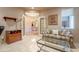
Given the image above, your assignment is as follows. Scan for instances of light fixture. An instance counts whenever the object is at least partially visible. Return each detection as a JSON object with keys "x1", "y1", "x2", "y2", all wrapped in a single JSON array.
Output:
[
  {"x1": 25, "y1": 11, "x2": 39, "y2": 17},
  {"x1": 25, "y1": 7, "x2": 39, "y2": 17}
]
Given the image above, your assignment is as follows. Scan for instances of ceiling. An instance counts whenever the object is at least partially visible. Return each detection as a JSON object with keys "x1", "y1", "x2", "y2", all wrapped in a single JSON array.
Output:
[{"x1": 22, "y1": 7, "x2": 58, "y2": 13}]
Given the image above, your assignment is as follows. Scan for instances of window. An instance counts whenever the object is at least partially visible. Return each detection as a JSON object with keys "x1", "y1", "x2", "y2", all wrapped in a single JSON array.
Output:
[
  {"x1": 61, "y1": 8, "x2": 74, "y2": 29},
  {"x1": 69, "y1": 16, "x2": 74, "y2": 29},
  {"x1": 62, "y1": 16, "x2": 74, "y2": 29}
]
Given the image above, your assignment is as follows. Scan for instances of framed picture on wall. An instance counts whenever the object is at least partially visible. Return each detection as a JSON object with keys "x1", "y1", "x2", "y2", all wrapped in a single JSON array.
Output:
[{"x1": 48, "y1": 15, "x2": 58, "y2": 25}]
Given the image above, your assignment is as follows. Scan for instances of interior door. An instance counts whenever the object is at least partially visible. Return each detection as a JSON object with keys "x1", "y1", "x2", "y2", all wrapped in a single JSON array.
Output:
[{"x1": 40, "y1": 16, "x2": 46, "y2": 34}]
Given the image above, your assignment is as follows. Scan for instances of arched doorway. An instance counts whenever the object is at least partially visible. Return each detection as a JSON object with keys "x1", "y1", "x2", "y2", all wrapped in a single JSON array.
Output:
[{"x1": 22, "y1": 15, "x2": 39, "y2": 35}]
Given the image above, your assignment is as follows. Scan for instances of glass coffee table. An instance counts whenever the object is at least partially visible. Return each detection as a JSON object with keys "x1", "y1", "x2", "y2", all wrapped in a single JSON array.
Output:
[{"x1": 37, "y1": 34, "x2": 74, "y2": 52}]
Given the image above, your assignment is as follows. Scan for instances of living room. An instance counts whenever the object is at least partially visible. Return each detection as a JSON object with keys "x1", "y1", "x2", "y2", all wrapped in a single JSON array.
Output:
[{"x1": 0, "y1": 7, "x2": 79, "y2": 52}]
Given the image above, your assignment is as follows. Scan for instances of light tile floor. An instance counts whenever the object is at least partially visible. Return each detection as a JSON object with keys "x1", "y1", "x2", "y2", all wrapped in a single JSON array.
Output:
[
  {"x1": 0, "y1": 35, "x2": 79, "y2": 52},
  {"x1": 0, "y1": 35, "x2": 41, "y2": 52}
]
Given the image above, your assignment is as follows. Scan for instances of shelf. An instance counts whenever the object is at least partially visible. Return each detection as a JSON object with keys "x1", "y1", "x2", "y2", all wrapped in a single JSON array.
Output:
[{"x1": 3, "y1": 16, "x2": 17, "y2": 22}]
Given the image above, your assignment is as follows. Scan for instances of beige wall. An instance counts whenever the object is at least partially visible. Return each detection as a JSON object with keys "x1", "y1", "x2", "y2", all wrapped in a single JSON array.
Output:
[
  {"x1": 41, "y1": 8, "x2": 62, "y2": 31},
  {"x1": 44, "y1": 8, "x2": 74, "y2": 31},
  {"x1": 0, "y1": 7, "x2": 24, "y2": 30},
  {"x1": 0, "y1": 7, "x2": 24, "y2": 39},
  {"x1": 73, "y1": 8, "x2": 79, "y2": 42}
]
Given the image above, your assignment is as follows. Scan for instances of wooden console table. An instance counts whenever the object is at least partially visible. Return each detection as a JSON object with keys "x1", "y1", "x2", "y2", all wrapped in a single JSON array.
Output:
[{"x1": 6, "y1": 30, "x2": 22, "y2": 44}]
